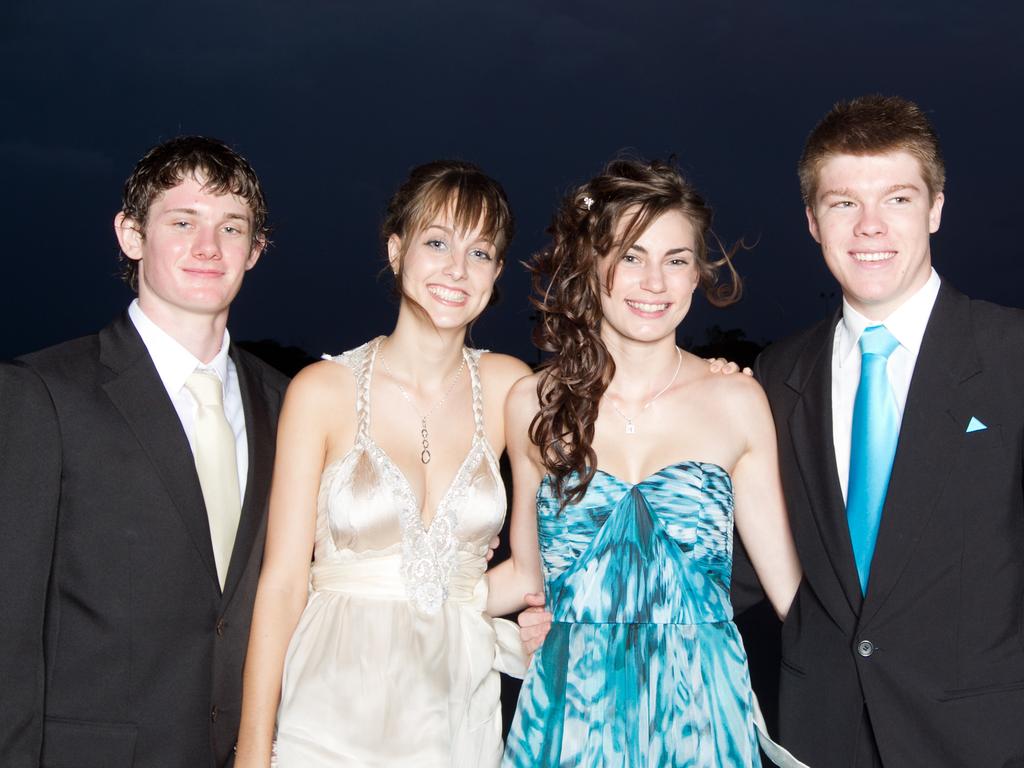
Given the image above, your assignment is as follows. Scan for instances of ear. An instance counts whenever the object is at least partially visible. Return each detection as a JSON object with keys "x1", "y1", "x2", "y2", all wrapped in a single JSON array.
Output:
[
  {"x1": 805, "y1": 205, "x2": 822, "y2": 244},
  {"x1": 114, "y1": 212, "x2": 144, "y2": 261},
  {"x1": 928, "y1": 192, "x2": 944, "y2": 234},
  {"x1": 245, "y1": 236, "x2": 265, "y2": 271},
  {"x1": 387, "y1": 234, "x2": 402, "y2": 275}
]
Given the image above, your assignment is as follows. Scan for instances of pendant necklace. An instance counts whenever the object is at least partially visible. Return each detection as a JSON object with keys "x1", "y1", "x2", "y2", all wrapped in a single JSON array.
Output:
[
  {"x1": 607, "y1": 347, "x2": 682, "y2": 435},
  {"x1": 378, "y1": 340, "x2": 466, "y2": 464}
]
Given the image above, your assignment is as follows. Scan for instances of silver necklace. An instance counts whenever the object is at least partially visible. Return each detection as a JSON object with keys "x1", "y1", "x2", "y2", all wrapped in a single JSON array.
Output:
[
  {"x1": 607, "y1": 347, "x2": 682, "y2": 435},
  {"x1": 378, "y1": 340, "x2": 467, "y2": 464}
]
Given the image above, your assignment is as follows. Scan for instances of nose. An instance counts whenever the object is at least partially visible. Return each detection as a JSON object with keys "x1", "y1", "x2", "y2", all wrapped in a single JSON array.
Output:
[
  {"x1": 640, "y1": 261, "x2": 666, "y2": 293},
  {"x1": 855, "y1": 203, "x2": 887, "y2": 237},
  {"x1": 444, "y1": 248, "x2": 467, "y2": 280},
  {"x1": 192, "y1": 225, "x2": 220, "y2": 260}
]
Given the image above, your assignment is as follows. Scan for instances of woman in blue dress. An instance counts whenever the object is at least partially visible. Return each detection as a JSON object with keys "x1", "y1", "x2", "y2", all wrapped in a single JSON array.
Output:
[{"x1": 491, "y1": 158, "x2": 804, "y2": 767}]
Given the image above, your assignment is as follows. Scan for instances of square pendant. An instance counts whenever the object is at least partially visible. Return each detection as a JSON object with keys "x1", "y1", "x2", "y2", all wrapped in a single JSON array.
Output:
[{"x1": 625, "y1": 421, "x2": 636, "y2": 435}]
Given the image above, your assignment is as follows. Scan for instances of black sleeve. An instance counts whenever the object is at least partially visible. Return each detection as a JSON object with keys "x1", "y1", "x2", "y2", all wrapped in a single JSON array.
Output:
[{"x1": 0, "y1": 362, "x2": 61, "y2": 765}]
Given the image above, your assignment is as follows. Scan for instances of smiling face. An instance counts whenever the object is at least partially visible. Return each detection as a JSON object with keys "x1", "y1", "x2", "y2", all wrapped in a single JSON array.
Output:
[
  {"x1": 388, "y1": 209, "x2": 502, "y2": 330},
  {"x1": 115, "y1": 175, "x2": 263, "y2": 327},
  {"x1": 807, "y1": 151, "x2": 944, "y2": 320},
  {"x1": 598, "y1": 208, "x2": 700, "y2": 346}
]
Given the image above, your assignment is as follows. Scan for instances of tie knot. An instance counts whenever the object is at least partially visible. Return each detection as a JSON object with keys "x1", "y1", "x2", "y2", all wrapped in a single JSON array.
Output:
[
  {"x1": 186, "y1": 370, "x2": 225, "y2": 408},
  {"x1": 859, "y1": 325, "x2": 899, "y2": 359}
]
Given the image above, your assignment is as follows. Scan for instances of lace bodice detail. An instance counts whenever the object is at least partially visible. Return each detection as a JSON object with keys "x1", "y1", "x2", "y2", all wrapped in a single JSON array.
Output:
[{"x1": 317, "y1": 337, "x2": 505, "y2": 613}]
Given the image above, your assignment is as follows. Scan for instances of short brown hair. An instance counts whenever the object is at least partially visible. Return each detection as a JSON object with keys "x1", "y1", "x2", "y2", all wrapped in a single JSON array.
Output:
[
  {"x1": 119, "y1": 136, "x2": 269, "y2": 289},
  {"x1": 799, "y1": 95, "x2": 945, "y2": 205}
]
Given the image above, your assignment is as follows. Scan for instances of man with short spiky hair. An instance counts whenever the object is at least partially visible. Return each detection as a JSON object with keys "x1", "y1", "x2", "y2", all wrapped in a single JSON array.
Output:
[
  {"x1": 0, "y1": 137, "x2": 288, "y2": 767},
  {"x1": 745, "y1": 95, "x2": 1024, "y2": 766}
]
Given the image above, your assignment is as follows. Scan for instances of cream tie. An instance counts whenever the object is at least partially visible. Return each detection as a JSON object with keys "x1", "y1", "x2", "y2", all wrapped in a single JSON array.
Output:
[{"x1": 185, "y1": 370, "x2": 241, "y2": 589}]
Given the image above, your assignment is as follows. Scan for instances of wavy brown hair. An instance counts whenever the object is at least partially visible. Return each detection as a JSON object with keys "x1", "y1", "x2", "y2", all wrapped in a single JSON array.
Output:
[
  {"x1": 382, "y1": 160, "x2": 514, "y2": 310},
  {"x1": 528, "y1": 157, "x2": 742, "y2": 508}
]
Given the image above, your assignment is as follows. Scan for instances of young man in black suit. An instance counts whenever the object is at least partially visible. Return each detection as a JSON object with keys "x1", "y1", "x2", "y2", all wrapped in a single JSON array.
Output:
[
  {"x1": 0, "y1": 137, "x2": 289, "y2": 767},
  {"x1": 747, "y1": 95, "x2": 1024, "y2": 767}
]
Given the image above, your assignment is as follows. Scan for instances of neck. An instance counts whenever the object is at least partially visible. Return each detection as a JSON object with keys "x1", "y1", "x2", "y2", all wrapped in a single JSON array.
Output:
[
  {"x1": 137, "y1": 298, "x2": 228, "y2": 364},
  {"x1": 385, "y1": 307, "x2": 468, "y2": 387},
  {"x1": 602, "y1": 333, "x2": 679, "y2": 402}
]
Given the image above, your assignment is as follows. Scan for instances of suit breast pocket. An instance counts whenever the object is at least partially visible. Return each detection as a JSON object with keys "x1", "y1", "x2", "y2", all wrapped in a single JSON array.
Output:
[
  {"x1": 955, "y1": 419, "x2": 1004, "y2": 465},
  {"x1": 41, "y1": 718, "x2": 137, "y2": 768}
]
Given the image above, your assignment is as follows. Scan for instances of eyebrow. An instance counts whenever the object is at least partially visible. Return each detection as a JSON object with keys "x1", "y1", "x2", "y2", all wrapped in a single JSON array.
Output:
[
  {"x1": 163, "y1": 207, "x2": 250, "y2": 222},
  {"x1": 629, "y1": 243, "x2": 694, "y2": 255},
  {"x1": 883, "y1": 183, "x2": 921, "y2": 195},
  {"x1": 820, "y1": 182, "x2": 922, "y2": 199},
  {"x1": 423, "y1": 224, "x2": 495, "y2": 248},
  {"x1": 423, "y1": 224, "x2": 455, "y2": 235}
]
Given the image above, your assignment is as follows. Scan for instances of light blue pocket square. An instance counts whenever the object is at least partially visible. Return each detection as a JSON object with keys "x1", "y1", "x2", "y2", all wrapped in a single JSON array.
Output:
[{"x1": 966, "y1": 417, "x2": 987, "y2": 433}]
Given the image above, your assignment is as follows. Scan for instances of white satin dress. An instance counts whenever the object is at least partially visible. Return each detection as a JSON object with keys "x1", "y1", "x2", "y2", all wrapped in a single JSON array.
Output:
[{"x1": 273, "y1": 338, "x2": 526, "y2": 767}]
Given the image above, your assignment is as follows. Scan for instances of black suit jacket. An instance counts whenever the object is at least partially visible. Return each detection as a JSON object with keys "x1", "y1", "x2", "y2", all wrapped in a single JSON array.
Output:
[
  {"x1": 745, "y1": 283, "x2": 1024, "y2": 766},
  {"x1": 0, "y1": 314, "x2": 288, "y2": 768}
]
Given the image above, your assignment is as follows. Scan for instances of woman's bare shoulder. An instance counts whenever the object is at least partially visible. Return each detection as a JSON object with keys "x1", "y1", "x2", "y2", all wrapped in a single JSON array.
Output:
[
  {"x1": 478, "y1": 352, "x2": 532, "y2": 386},
  {"x1": 283, "y1": 358, "x2": 357, "y2": 412}
]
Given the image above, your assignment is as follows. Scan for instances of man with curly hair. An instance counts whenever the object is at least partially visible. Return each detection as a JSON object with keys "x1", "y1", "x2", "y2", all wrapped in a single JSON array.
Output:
[{"x1": 0, "y1": 137, "x2": 289, "y2": 767}]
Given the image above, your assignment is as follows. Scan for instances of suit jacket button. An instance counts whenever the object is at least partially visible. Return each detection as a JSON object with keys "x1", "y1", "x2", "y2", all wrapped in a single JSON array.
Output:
[
  {"x1": 216, "y1": 618, "x2": 226, "y2": 637},
  {"x1": 857, "y1": 640, "x2": 875, "y2": 657},
  {"x1": 210, "y1": 706, "x2": 219, "y2": 722}
]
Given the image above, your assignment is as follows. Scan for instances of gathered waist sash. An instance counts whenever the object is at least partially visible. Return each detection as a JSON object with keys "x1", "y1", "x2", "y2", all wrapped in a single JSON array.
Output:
[
  {"x1": 310, "y1": 550, "x2": 487, "y2": 604},
  {"x1": 308, "y1": 551, "x2": 527, "y2": 678}
]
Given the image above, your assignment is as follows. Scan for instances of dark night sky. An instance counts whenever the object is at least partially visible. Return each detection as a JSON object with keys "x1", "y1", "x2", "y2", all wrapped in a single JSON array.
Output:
[{"x1": 2, "y1": 0, "x2": 1021, "y2": 365}]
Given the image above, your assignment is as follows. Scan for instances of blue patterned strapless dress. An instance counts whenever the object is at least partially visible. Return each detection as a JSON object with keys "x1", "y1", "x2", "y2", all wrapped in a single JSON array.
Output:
[{"x1": 503, "y1": 461, "x2": 762, "y2": 767}]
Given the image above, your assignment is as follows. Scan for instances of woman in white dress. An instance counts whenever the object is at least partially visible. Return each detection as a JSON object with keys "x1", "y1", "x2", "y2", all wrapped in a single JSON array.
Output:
[{"x1": 234, "y1": 161, "x2": 533, "y2": 767}]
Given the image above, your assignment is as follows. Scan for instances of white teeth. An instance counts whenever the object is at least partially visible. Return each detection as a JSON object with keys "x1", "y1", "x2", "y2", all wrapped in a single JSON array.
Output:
[
  {"x1": 626, "y1": 300, "x2": 669, "y2": 312},
  {"x1": 429, "y1": 286, "x2": 467, "y2": 302},
  {"x1": 852, "y1": 251, "x2": 896, "y2": 262}
]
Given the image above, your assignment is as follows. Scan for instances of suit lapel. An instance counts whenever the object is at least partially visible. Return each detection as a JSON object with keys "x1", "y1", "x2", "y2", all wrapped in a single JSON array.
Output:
[
  {"x1": 99, "y1": 315, "x2": 221, "y2": 593},
  {"x1": 220, "y1": 350, "x2": 276, "y2": 606},
  {"x1": 785, "y1": 314, "x2": 865, "y2": 623},
  {"x1": 859, "y1": 285, "x2": 979, "y2": 626}
]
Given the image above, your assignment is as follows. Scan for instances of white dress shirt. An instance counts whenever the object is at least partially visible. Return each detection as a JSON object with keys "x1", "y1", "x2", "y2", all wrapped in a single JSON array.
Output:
[
  {"x1": 832, "y1": 269, "x2": 941, "y2": 502},
  {"x1": 128, "y1": 300, "x2": 248, "y2": 501}
]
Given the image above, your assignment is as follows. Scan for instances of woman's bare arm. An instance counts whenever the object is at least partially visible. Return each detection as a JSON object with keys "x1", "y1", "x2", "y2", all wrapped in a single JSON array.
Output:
[
  {"x1": 486, "y1": 375, "x2": 546, "y2": 617},
  {"x1": 234, "y1": 363, "x2": 349, "y2": 766},
  {"x1": 728, "y1": 378, "x2": 802, "y2": 621}
]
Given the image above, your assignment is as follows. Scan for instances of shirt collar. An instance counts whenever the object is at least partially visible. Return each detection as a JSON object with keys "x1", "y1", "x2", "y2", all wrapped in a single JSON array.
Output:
[
  {"x1": 127, "y1": 299, "x2": 232, "y2": 395},
  {"x1": 837, "y1": 268, "x2": 941, "y2": 367}
]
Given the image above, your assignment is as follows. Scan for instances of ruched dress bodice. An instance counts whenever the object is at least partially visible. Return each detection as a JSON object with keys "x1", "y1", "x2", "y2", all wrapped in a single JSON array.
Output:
[
  {"x1": 274, "y1": 338, "x2": 524, "y2": 768},
  {"x1": 503, "y1": 461, "x2": 762, "y2": 767}
]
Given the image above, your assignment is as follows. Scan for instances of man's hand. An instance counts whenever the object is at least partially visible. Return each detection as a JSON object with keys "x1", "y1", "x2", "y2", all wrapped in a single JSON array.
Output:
[
  {"x1": 705, "y1": 357, "x2": 753, "y2": 376},
  {"x1": 517, "y1": 593, "x2": 553, "y2": 654}
]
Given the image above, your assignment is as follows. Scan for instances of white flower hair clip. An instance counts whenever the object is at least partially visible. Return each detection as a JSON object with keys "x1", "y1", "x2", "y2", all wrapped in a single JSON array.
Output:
[{"x1": 583, "y1": 196, "x2": 594, "y2": 210}]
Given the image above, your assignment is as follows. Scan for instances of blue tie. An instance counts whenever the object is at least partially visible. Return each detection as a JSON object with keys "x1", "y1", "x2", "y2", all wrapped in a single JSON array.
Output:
[{"x1": 847, "y1": 324, "x2": 900, "y2": 594}]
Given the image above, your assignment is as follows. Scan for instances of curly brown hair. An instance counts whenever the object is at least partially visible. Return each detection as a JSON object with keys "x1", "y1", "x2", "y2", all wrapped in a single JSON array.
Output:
[{"x1": 528, "y1": 157, "x2": 741, "y2": 508}]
